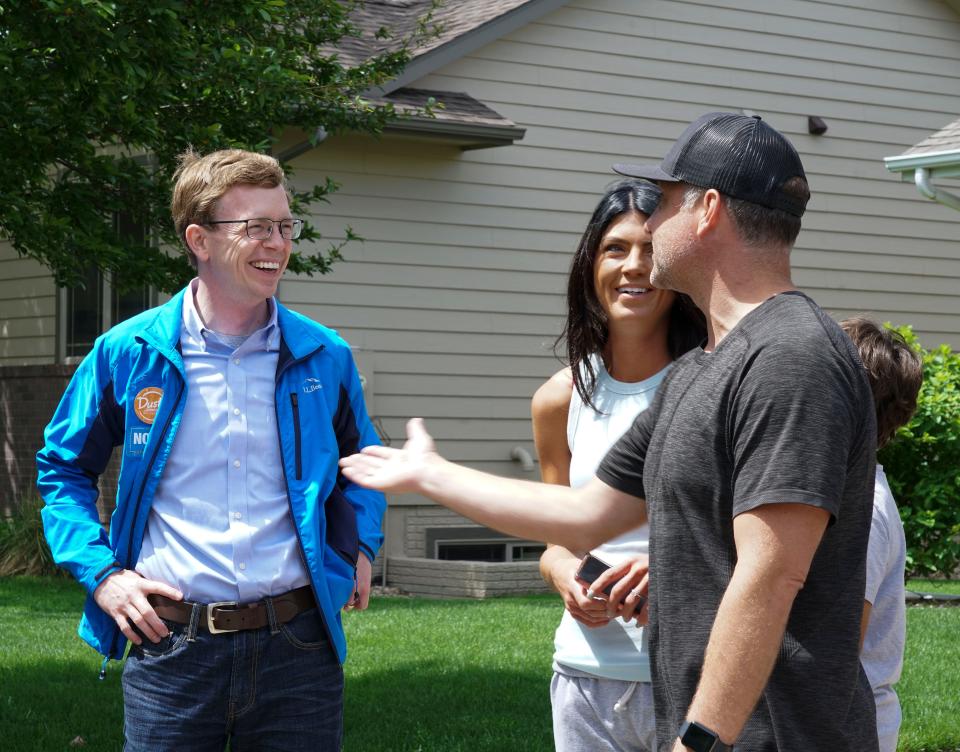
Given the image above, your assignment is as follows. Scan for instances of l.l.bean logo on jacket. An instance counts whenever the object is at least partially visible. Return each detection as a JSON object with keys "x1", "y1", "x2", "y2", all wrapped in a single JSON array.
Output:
[
  {"x1": 302, "y1": 377, "x2": 323, "y2": 394},
  {"x1": 134, "y1": 386, "x2": 163, "y2": 425}
]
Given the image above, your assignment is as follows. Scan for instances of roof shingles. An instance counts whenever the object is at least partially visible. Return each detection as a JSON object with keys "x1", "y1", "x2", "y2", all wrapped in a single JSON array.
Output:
[
  {"x1": 338, "y1": 0, "x2": 533, "y2": 67},
  {"x1": 332, "y1": 2, "x2": 534, "y2": 144},
  {"x1": 904, "y1": 116, "x2": 960, "y2": 156}
]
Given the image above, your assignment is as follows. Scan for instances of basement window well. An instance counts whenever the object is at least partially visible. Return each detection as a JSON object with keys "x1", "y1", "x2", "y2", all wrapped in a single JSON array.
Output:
[{"x1": 427, "y1": 527, "x2": 545, "y2": 562}]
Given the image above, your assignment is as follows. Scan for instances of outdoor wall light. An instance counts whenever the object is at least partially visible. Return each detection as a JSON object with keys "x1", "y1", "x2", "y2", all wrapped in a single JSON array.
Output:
[{"x1": 808, "y1": 116, "x2": 828, "y2": 135}]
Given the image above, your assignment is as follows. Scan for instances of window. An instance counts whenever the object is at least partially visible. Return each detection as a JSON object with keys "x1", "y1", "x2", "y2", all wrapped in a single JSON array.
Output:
[
  {"x1": 62, "y1": 265, "x2": 104, "y2": 360},
  {"x1": 58, "y1": 206, "x2": 155, "y2": 361},
  {"x1": 510, "y1": 544, "x2": 547, "y2": 562},
  {"x1": 60, "y1": 269, "x2": 154, "y2": 360},
  {"x1": 429, "y1": 527, "x2": 546, "y2": 563},
  {"x1": 437, "y1": 542, "x2": 506, "y2": 562}
]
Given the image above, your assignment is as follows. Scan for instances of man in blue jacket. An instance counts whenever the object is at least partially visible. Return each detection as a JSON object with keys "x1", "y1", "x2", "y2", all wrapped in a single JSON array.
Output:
[{"x1": 37, "y1": 148, "x2": 386, "y2": 751}]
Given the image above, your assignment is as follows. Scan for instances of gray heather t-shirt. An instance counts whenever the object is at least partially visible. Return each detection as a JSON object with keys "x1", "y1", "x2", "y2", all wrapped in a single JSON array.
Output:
[{"x1": 597, "y1": 292, "x2": 878, "y2": 751}]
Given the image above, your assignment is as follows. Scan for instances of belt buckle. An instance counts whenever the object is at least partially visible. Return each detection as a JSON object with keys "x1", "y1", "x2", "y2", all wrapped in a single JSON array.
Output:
[{"x1": 206, "y1": 601, "x2": 239, "y2": 634}]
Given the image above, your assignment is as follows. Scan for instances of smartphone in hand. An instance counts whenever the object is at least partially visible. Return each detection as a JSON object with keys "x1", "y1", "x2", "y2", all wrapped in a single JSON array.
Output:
[{"x1": 575, "y1": 553, "x2": 621, "y2": 598}]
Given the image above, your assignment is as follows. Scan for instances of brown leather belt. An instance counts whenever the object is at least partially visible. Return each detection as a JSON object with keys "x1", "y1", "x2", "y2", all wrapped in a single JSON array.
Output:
[{"x1": 148, "y1": 585, "x2": 316, "y2": 634}]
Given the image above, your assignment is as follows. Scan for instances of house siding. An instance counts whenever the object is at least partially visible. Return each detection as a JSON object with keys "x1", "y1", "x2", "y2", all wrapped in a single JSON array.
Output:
[
  {"x1": 0, "y1": 241, "x2": 57, "y2": 365},
  {"x1": 435, "y1": 0, "x2": 960, "y2": 334},
  {"x1": 2, "y1": 0, "x2": 959, "y2": 578},
  {"x1": 278, "y1": 0, "x2": 960, "y2": 562}
]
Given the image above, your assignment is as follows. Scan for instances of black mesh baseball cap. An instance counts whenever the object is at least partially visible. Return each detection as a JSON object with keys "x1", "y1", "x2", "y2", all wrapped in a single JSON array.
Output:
[{"x1": 613, "y1": 112, "x2": 809, "y2": 217}]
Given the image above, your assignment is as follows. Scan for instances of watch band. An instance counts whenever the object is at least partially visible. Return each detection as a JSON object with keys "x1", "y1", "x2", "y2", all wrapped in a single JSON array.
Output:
[{"x1": 678, "y1": 719, "x2": 733, "y2": 752}]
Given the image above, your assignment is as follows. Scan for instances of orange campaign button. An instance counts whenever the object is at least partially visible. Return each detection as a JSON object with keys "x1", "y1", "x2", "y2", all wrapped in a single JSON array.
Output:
[{"x1": 133, "y1": 387, "x2": 163, "y2": 425}]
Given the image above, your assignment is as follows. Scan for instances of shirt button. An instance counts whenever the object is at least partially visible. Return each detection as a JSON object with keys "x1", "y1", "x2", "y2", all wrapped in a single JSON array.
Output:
[
  {"x1": 233, "y1": 408, "x2": 241, "y2": 416},
  {"x1": 233, "y1": 358, "x2": 241, "y2": 365},
  {"x1": 238, "y1": 562, "x2": 246, "y2": 571},
  {"x1": 233, "y1": 512, "x2": 242, "y2": 520},
  {"x1": 233, "y1": 459, "x2": 241, "y2": 468}
]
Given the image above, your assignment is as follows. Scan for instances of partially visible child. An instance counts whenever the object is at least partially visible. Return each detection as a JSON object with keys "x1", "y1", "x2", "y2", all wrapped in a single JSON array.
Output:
[{"x1": 841, "y1": 317, "x2": 923, "y2": 752}]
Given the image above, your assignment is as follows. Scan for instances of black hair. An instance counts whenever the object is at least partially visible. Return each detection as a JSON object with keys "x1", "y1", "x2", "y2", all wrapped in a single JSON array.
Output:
[{"x1": 557, "y1": 179, "x2": 707, "y2": 411}]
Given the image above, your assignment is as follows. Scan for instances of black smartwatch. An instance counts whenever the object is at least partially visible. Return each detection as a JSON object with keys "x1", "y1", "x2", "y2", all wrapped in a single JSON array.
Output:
[{"x1": 678, "y1": 720, "x2": 732, "y2": 752}]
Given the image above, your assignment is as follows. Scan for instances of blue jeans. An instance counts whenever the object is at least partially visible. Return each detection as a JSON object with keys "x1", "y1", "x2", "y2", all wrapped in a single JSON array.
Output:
[{"x1": 121, "y1": 606, "x2": 343, "y2": 752}]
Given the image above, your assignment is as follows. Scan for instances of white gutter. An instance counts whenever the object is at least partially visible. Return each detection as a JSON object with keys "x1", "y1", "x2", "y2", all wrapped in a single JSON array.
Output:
[
  {"x1": 914, "y1": 167, "x2": 960, "y2": 212},
  {"x1": 884, "y1": 148, "x2": 960, "y2": 175},
  {"x1": 884, "y1": 149, "x2": 960, "y2": 212}
]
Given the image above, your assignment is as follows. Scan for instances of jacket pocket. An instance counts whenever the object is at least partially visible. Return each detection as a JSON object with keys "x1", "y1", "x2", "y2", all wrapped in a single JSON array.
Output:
[
  {"x1": 325, "y1": 485, "x2": 359, "y2": 567},
  {"x1": 324, "y1": 546, "x2": 356, "y2": 612},
  {"x1": 290, "y1": 393, "x2": 302, "y2": 480}
]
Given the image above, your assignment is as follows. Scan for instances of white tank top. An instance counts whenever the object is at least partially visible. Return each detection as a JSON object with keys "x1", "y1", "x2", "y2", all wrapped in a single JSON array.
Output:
[{"x1": 552, "y1": 356, "x2": 669, "y2": 682}]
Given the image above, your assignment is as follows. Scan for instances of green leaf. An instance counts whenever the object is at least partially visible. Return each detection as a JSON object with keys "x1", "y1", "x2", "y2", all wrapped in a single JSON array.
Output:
[
  {"x1": 0, "y1": 0, "x2": 434, "y2": 294},
  {"x1": 881, "y1": 324, "x2": 960, "y2": 576}
]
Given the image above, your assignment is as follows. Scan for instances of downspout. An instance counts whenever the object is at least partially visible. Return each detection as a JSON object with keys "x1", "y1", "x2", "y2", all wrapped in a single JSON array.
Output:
[
  {"x1": 379, "y1": 525, "x2": 387, "y2": 588},
  {"x1": 510, "y1": 446, "x2": 535, "y2": 472},
  {"x1": 906, "y1": 590, "x2": 960, "y2": 606},
  {"x1": 275, "y1": 126, "x2": 328, "y2": 163},
  {"x1": 915, "y1": 167, "x2": 960, "y2": 211}
]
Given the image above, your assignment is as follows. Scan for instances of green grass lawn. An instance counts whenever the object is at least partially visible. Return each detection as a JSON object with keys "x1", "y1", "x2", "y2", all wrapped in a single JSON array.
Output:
[
  {"x1": 908, "y1": 579, "x2": 960, "y2": 595},
  {"x1": 1, "y1": 577, "x2": 958, "y2": 751}
]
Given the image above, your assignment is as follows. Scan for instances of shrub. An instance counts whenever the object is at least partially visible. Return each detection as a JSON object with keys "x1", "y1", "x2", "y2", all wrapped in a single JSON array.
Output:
[
  {"x1": 879, "y1": 326, "x2": 960, "y2": 576},
  {"x1": 0, "y1": 494, "x2": 67, "y2": 577}
]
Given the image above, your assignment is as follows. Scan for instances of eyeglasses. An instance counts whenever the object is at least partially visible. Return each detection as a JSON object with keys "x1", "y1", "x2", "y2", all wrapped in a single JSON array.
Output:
[{"x1": 205, "y1": 218, "x2": 303, "y2": 240}]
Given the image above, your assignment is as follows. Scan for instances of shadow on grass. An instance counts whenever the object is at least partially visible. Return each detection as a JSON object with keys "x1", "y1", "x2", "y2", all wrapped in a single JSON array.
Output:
[
  {"x1": 1, "y1": 658, "x2": 554, "y2": 752},
  {"x1": 0, "y1": 658, "x2": 124, "y2": 752},
  {"x1": 344, "y1": 661, "x2": 553, "y2": 752},
  {"x1": 0, "y1": 576, "x2": 85, "y2": 616}
]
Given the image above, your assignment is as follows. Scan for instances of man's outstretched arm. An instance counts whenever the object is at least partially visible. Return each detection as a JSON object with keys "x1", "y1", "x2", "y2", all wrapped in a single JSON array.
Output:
[{"x1": 339, "y1": 418, "x2": 645, "y2": 552}]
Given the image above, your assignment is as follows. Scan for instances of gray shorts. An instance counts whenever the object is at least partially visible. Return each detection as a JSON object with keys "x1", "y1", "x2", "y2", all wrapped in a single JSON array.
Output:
[{"x1": 550, "y1": 670, "x2": 656, "y2": 752}]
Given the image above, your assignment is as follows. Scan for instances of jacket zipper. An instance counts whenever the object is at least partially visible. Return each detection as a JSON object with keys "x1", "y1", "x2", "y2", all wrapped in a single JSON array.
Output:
[
  {"x1": 106, "y1": 376, "x2": 185, "y2": 665},
  {"x1": 125, "y1": 378, "x2": 185, "y2": 564},
  {"x1": 290, "y1": 392, "x2": 302, "y2": 480},
  {"x1": 274, "y1": 345, "x2": 339, "y2": 655}
]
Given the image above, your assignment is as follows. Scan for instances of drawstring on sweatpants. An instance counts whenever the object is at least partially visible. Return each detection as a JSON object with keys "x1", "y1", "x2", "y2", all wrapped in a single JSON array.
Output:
[{"x1": 613, "y1": 681, "x2": 639, "y2": 713}]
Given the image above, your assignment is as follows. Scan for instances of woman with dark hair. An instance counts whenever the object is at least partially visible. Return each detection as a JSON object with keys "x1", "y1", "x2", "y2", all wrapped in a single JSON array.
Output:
[{"x1": 534, "y1": 180, "x2": 705, "y2": 751}]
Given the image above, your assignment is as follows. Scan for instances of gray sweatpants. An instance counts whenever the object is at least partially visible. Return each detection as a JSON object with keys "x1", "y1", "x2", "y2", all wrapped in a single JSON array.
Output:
[{"x1": 550, "y1": 671, "x2": 656, "y2": 752}]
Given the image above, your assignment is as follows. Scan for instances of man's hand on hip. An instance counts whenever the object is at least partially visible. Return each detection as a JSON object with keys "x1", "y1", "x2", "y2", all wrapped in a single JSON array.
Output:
[
  {"x1": 344, "y1": 552, "x2": 373, "y2": 612},
  {"x1": 93, "y1": 569, "x2": 183, "y2": 645}
]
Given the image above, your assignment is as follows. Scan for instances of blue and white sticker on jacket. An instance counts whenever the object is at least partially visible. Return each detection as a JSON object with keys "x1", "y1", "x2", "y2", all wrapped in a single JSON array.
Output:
[{"x1": 126, "y1": 427, "x2": 151, "y2": 457}]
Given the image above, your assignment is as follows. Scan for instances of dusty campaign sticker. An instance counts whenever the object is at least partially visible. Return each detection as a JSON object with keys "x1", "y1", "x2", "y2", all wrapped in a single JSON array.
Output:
[{"x1": 134, "y1": 387, "x2": 163, "y2": 425}]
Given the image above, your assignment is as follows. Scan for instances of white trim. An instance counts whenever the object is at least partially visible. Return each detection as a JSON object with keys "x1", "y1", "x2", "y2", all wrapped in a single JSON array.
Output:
[
  {"x1": 56, "y1": 282, "x2": 66, "y2": 364},
  {"x1": 100, "y1": 272, "x2": 111, "y2": 334},
  {"x1": 369, "y1": 0, "x2": 570, "y2": 96}
]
